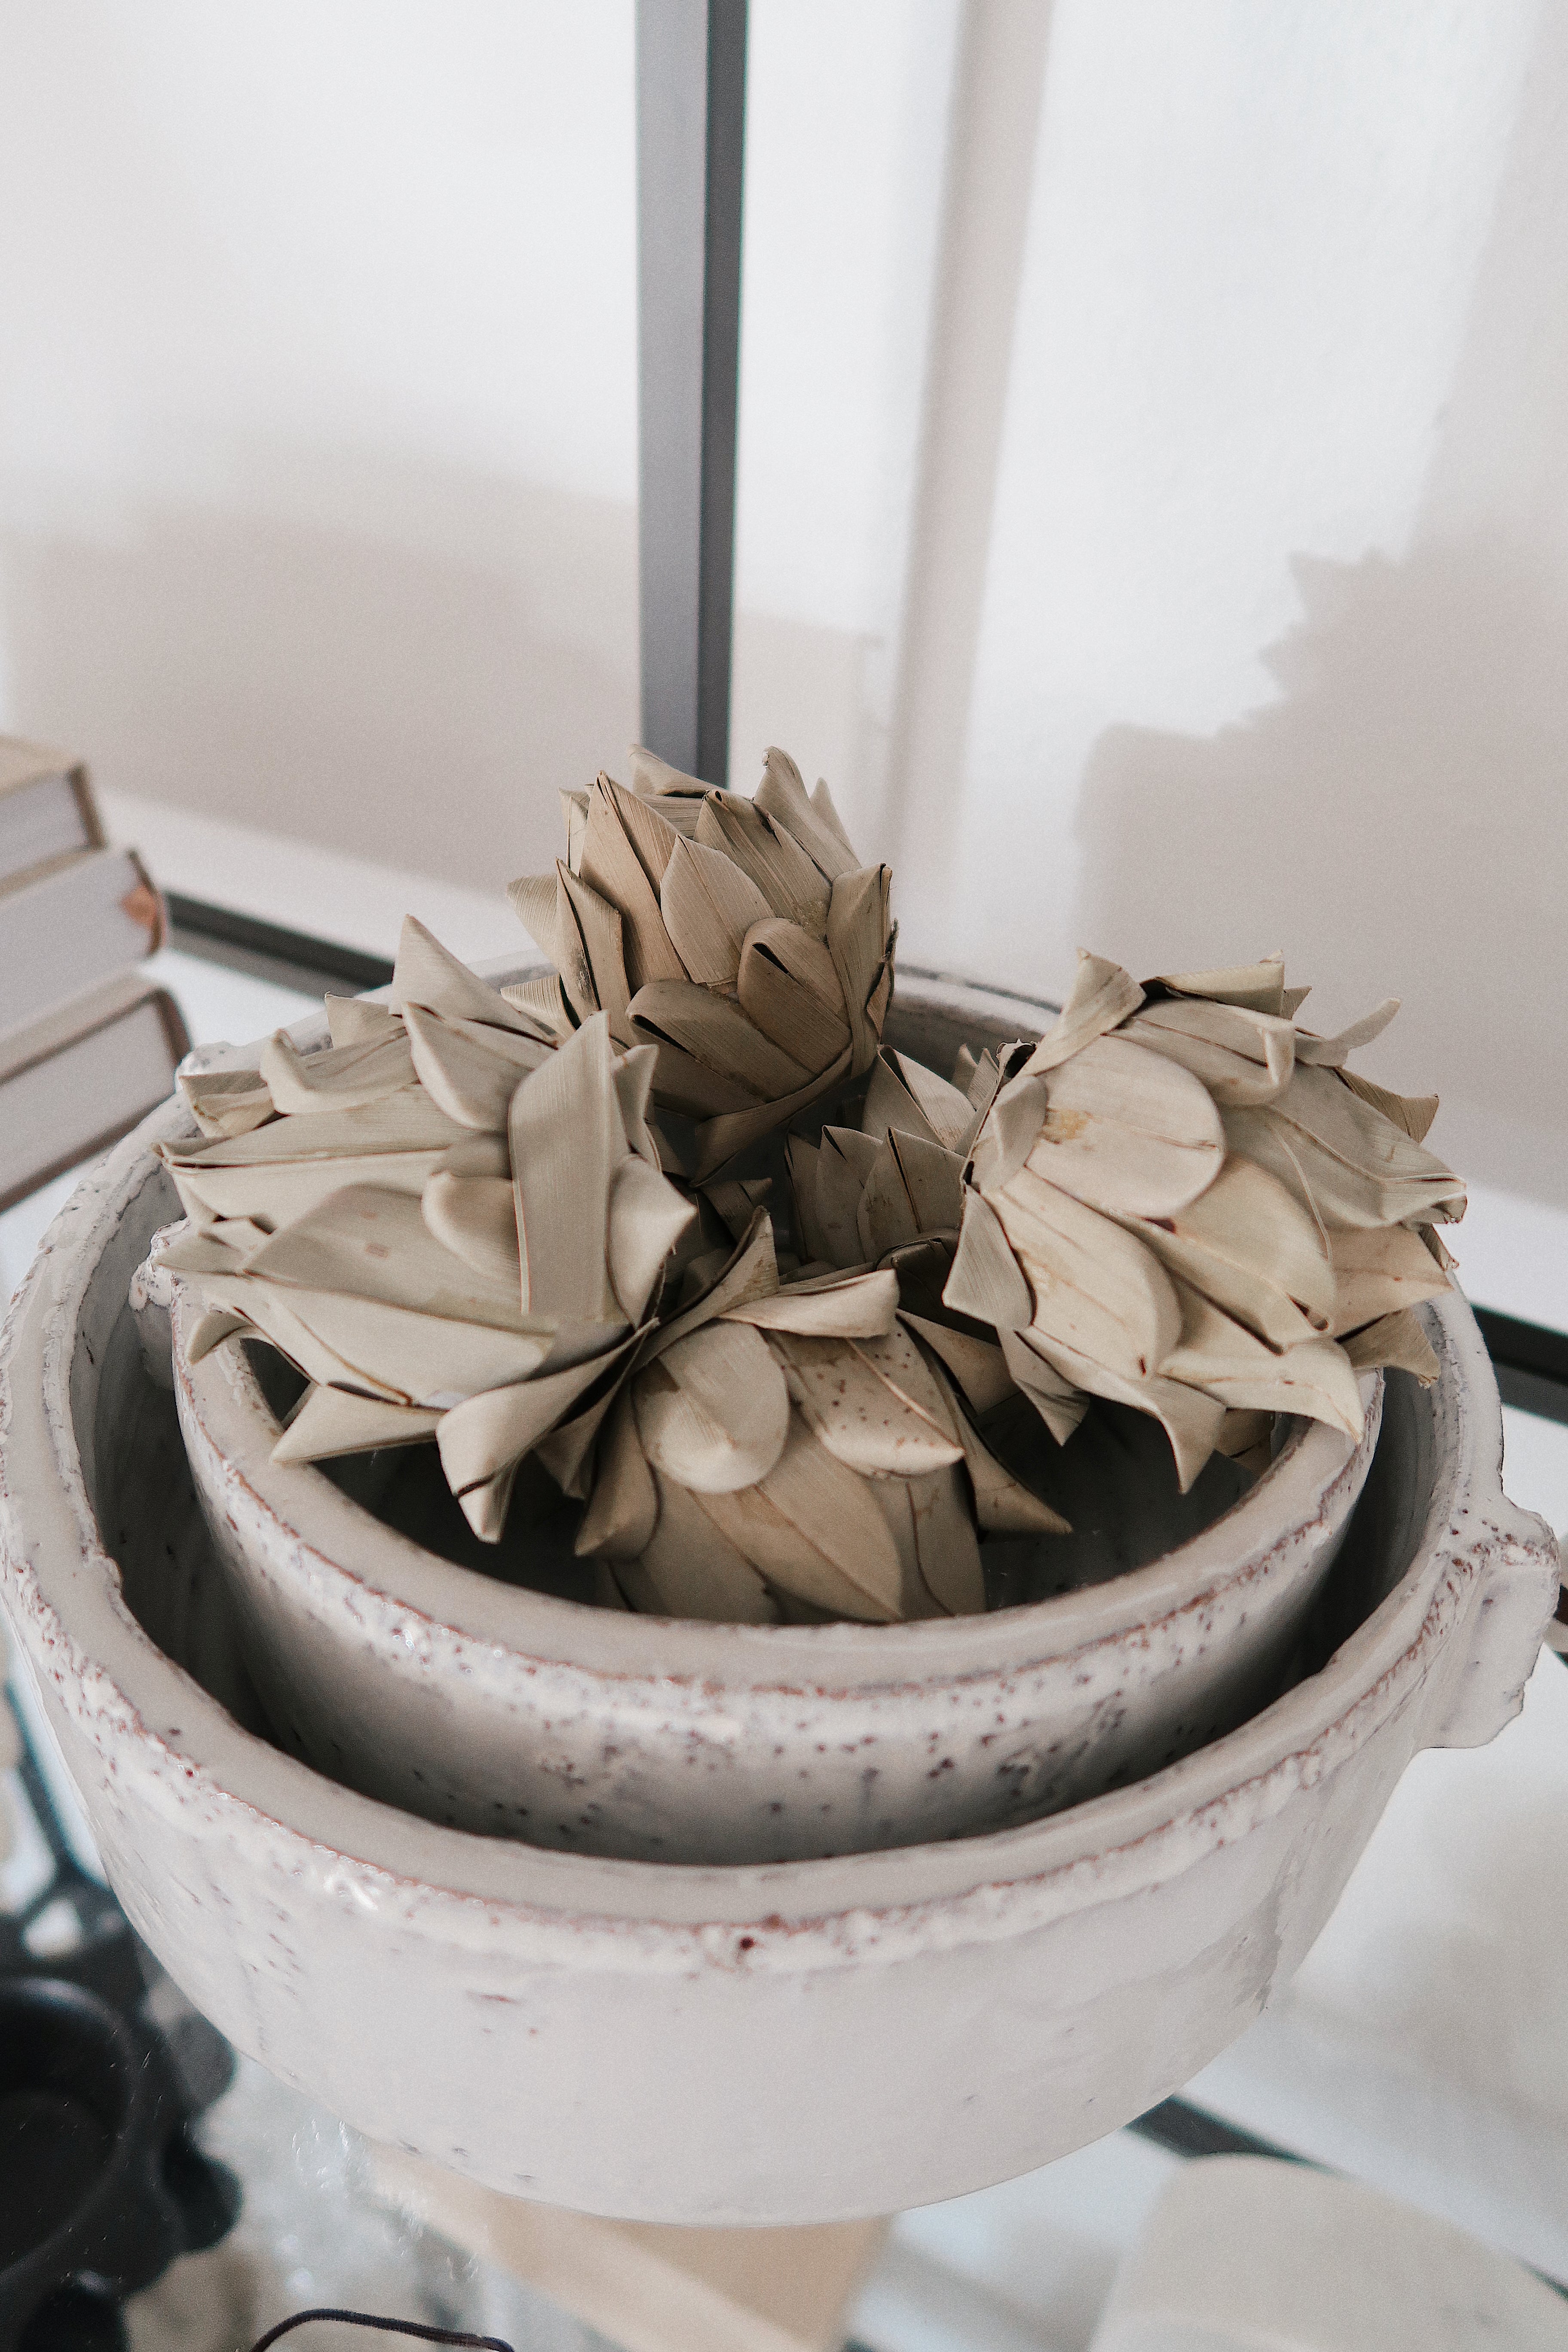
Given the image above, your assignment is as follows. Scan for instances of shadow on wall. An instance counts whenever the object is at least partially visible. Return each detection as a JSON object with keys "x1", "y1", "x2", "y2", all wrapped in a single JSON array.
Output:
[
  {"x1": 1076, "y1": 0, "x2": 1568, "y2": 1210},
  {"x1": 1072, "y1": 540, "x2": 1568, "y2": 1208},
  {"x1": 0, "y1": 449, "x2": 639, "y2": 895}
]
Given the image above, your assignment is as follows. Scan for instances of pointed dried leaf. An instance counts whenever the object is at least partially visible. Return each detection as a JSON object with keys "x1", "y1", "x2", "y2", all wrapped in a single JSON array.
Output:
[
  {"x1": 245, "y1": 1184, "x2": 539, "y2": 1332},
  {"x1": 271, "y1": 1387, "x2": 441, "y2": 1464},
  {"x1": 890, "y1": 1051, "x2": 979, "y2": 1152},
  {"x1": 1224, "y1": 1066, "x2": 1465, "y2": 1232},
  {"x1": 612, "y1": 1041, "x2": 663, "y2": 1167},
  {"x1": 619, "y1": 1478, "x2": 782, "y2": 1622},
  {"x1": 683, "y1": 1474, "x2": 869, "y2": 1620},
  {"x1": 168, "y1": 1089, "x2": 469, "y2": 1168},
  {"x1": 725, "y1": 1265, "x2": 899, "y2": 1338},
  {"x1": 1124, "y1": 997, "x2": 1295, "y2": 1107},
  {"x1": 1021, "y1": 951, "x2": 1144, "y2": 1075},
  {"x1": 393, "y1": 913, "x2": 555, "y2": 1039},
  {"x1": 989, "y1": 1165, "x2": 1185, "y2": 1380},
  {"x1": 629, "y1": 979, "x2": 812, "y2": 1098},
  {"x1": 627, "y1": 744, "x2": 709, "y2": 800},
  {"x1": 1342, "y1": 1308, "x2": 1439, "y2": 1384},
  {"x1": 560, "y1": 788, "x2": 589, "y2": 875},
  {"x1": 510, "y1": 1012, "x2": 624, "y2": 1323},
  {"x1": 1162, "y1": 1281, "x2": 1365, "y2": 1439},
  {"x1": 439, "y1": 1347, "x2": 632, "y2": 1498},
  {"x1": 578, "y1": 779, "x2": 688, "y2": 991},
  {"x1": 753, "y1": 746, "x2": 859, "y2": 881},
  {"x1": 659, "y1": 836, "x2": 774, "y2": 987},
  {"x1": 640, "y1": 1038, "x2": 761, "y2": 1118},
  {"x1": 900, "y1": 1313, "x2": 1017, "y2": 1414},
  {"x1": 697, "y1": 795, "x2": 831, "y2": 934},
  {"x1": 1340, "y1": 1067, "x2": 1439, "y2": 1142},
  {"x1": 607, "y1": 1152, "x2": 696, "y2": 1323},
  {"x1": 501, "y1": 972, "x2": 573, "y2": 1038},
  {"x1": 508, "y1": 874, "x2": 563, "y2": 967},
  {"x1": 1128, "y1": 1153, "x2": 1334, "y2": 1345},
  {"x1": 325, "y1": 995, "x2": 404, "y2": 1050},
  {"x1": 259, "y1": 1029, "x2": 418, "y2": 1115},
  {"x1": 861, "y1": 1474, "x2": 939, "y2": 1621},
  {"x1": 785, "y1": 1135, "x2": 831, "y2": 1265},
  {"x1": 889, "y1": 1128, "x2": 964, "y2": 1233},
  {"x1": 1294, "y1": 998, "x2": 1400, "y2": 1066},
  {"x1": 857, "y1": 1136, "x2": 922, "y2": 1262},
  {"x1": 702, "y1": 1176, "x2": 774, "y2": 1244},
  {"x1": 751, "y1": 1409, "x2": 903, "y2": 1617},
  {"x1": 997, "y1": 1326, "x2": 1090, "y2": 1445},
  {"x1": 944, "y1": 1189, "x2": 1035, "y2": 1332},
  {"x1": 810, "y1": 1125, "x2": 880, "y2": 1266},
  {"x1": 607, "y1": 772, "x2": 685, "y2": 884},
  {"x1": 422, "y1": 1171, "x2": 519, "y2": 1286},
  {"x1": 1327, "y1": 1221, "x2": 1450, "y2": 1336},
  {"x1": 574, "y1": 1392, "x2": 660, "y2": 1559},
  {"x1": 972, "y1": 1072, "x2": 1050, "y2": 1194},
  {"x1": 737, "y1": 919, "x2": 849, "y2": 1067},
  {"x1": 687, "y1": 1046, "x2": 854, "y2": 1184},
  {"x1": 1021, "y1": 1324, "x2": 1227, "y2": 1493},
  {"x1": 178, "y1": 1066, "x2": 275, "y2": 1140},
  {"x1": 825, "y1": 865, "x2": 892, "y2": 1074},
  {"x1": 402, "y1": 1002, "x2": 551, "y2": 1130},
  {"x1": 809, "y1": 775, "x2": 858, "y2": 859},
  {"x1": 1152, "y1": 955, "x2": 1287, "y2": 1015},
  {"x1": 927, "y1": 1362, "x2": 1069, "y2": 1543},
  {"x1": 168, "y1": 1147, "x2": 460, "y2": 1231},
  {"x1": 266, "y1": 1287, "x2": 551, "y2": 1406},
  {"x1": 648, "y1": 1212, "x2": 781, "y2": 1354},
  {"x1": 185, "y1": 1307, "x2": 251, "y2": 1361},
  {"x1": 560, "y1": 864, "x2": 633, "y2": 1034}
]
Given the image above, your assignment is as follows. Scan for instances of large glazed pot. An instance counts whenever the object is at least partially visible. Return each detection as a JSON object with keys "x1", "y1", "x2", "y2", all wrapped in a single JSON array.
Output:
[
  {"x1": 168, "y1": 971, "x2": 1378, "y2": 1865},
  {"x1": 0, "y1": 1080, "x2": 1555, "y2": 2224}
]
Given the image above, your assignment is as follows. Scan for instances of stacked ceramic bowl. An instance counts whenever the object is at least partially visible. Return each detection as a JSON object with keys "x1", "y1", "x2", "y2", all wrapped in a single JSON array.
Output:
[{"x1": 0, "y1": 973, "x2": 1557, "y2": 2224}]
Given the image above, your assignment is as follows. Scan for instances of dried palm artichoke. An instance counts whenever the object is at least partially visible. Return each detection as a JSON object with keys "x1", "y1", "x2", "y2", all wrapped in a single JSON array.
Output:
[
  {"x1": 153, "y1": 916, "x2": 697, "y2": 1539},
  {"x1": 508, "y1": 745, "x2": 894, "y2": 1182},
  {"x1": 940, "y1": 951, "x2": 1463, "y2": 1487},
  {"x1": 574, "y1": 1214, "x2": 1066, "y2": 1623}
]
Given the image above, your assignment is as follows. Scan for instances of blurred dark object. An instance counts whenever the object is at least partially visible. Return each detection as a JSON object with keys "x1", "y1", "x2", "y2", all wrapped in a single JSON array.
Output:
[
  {"x1": 1, "y1": 1676, "x2": 239, "y2": 2351},
  {"x1": 0, "y1": 1978, "x2": 237, "y2": 2352}
]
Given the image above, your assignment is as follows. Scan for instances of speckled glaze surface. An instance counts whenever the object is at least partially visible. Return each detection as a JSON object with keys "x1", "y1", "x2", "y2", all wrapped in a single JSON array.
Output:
[
  {"x1": 164, "y1": 971, "x2": 1380, "y2": 1866},
  {"x1": 0, "y1": 1072, "x2": 1556, "y2": 2224}
]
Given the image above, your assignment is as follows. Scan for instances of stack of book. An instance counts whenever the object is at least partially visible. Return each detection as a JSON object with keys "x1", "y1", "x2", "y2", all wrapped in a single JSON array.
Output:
[{"x1": 0, "y1": 736, "x2": 189, "y2": 1212}]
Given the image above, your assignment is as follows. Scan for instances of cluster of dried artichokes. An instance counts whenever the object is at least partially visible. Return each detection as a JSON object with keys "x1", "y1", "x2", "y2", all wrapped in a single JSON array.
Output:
[{"x1": 151, "y1": 742, "x2": 1465, "y2": 1627}]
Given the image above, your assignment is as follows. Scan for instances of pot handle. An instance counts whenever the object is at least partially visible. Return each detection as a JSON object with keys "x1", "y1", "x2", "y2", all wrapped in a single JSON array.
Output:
[
  {"x1": 1424, "y1": 1503, "x2": 1562, "y2": 1750},
  {"x1": 1544, "y1": 1534, "x2": 1568, "y2": 1663}
]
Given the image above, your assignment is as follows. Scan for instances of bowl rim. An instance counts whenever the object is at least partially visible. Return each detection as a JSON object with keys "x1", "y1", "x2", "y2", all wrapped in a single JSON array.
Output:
[
  {"x1": 166, "y1": 966, "x2": 1379, "y2": 1688},
  {"x1": 0, "y1": 1027, "x2": 1548, "y2": 1941}
]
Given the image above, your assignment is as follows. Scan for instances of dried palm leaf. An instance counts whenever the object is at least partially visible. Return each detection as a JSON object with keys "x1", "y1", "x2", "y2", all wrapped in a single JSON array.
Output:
[
  {"x1": 158, "y1": 952, "x2": 700, "y2": 1538},
  {"x1": 1341, "y1": 1307, "x2": 1441, "y2": 1384},
  {"x1": 570, "y1": 1212, "x2": 1067, "y2": 1623},
  {"x1": 509, "y1": 744, "x2": 894, "y2": 1181},
  {"x1": 935, "y1": 948, "x2": 1463, "y2": 1489}
]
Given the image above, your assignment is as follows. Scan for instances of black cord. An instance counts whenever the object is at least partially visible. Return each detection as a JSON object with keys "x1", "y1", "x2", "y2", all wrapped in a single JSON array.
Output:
[{"x1": 248, "y1": 2312, "x2": 513, "y2": 2352}]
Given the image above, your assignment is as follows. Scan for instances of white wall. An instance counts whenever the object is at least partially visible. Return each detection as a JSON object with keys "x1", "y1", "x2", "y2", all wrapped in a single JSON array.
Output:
[
  {"x1": 0, "y1": 0, "x2": 641, "y2": 894},
  {"x1": 3, "y1": 0, "x2": 1567, "y2": 1211}
]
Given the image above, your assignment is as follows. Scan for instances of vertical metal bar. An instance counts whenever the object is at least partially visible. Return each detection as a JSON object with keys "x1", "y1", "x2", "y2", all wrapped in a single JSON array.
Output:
[{"x1": 636, "y1": 0, "x2": 748, "y2": 785}]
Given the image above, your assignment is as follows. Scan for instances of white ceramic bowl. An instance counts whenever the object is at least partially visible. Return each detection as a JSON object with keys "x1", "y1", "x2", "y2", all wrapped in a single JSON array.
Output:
[
  {"x1": 168, "y1": 973, "x2": 1379, "y2": 1865},
  {"x1": 0, "y1": 1088, "x2": 1555, "y2": 2226}
]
